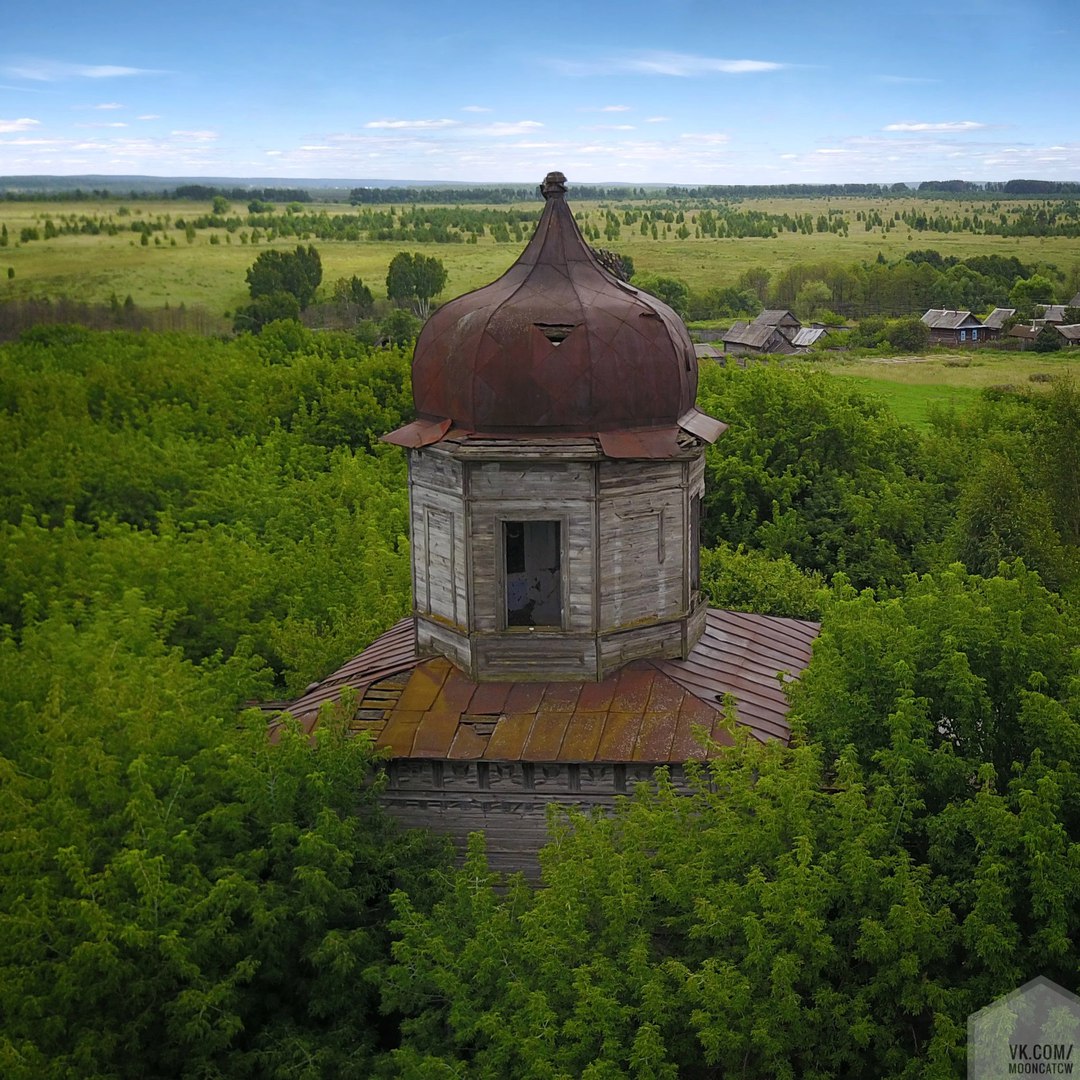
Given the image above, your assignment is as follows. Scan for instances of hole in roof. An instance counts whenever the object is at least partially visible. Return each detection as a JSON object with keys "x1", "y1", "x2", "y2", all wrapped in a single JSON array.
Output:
[{"x1": 535, "y1": 323, "x2": 576, "y2": 345}]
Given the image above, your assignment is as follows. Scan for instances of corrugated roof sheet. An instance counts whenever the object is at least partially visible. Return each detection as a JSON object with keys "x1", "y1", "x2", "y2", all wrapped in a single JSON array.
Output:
[
  {"x1": 277, "y1": 608, "x2": 819, "y2": 758},
  {"x1": 790, "y1": 327, "x2": 826, "y2": 348}
]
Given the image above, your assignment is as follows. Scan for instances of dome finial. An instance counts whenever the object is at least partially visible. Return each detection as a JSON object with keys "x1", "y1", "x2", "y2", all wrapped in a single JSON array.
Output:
[{"x1": 541, "y1": 171, "x2": 567, "y2": 199}]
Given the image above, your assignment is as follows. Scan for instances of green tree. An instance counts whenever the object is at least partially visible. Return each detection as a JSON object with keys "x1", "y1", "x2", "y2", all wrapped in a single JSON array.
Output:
[
  {"x1": 0, "y1": 593, "x2": 447, "y2": 1078},
  {"x1": 380, "y1": 307, "x2": 421, "y2": 345},
  {"x1": 1009, "y1": 274, "x2": 1056, "y2": 314},
  {"x1": 211, "y1": 194, "x2": 230, "y2": 215},
  {"x1": 945, "y1": 452, "x2": 1068, "y2": 589},
  {"x1": 1033, "y1": 323, "x2": 1063, "y2": 352},
  {"x1": 884, "y1": 315, "x2": 930, "y2": 352},
  {"x1": 631, "y1": 273, "x2": 690, "y2": 319},
  {"x1": 331, "y1": 275, "x2": 375, "y2": 318},
  {"x1": 793, "y1": 278, "x2": 832, "y2": 321},
  {"x1": 245, "y1": 244, "x2": 322, "y2": 310},
  {"x1": 385, "y1": 252, "x2": 448, "y2": 318},
  {"x1": 697, "y1": 364, "x2": 943, "y2": 591},
  {"x1": 234, "y1": 290, "x2": 301, "y2": 333}
]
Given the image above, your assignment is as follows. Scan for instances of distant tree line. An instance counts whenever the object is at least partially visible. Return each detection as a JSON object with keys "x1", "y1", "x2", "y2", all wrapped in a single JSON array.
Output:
[
  {"x1": 171, "y1": 184, "x2": 314, "y2": 203},
  {"x1": 651, "y1": 247, "x2": 1080, "y2": 322}
]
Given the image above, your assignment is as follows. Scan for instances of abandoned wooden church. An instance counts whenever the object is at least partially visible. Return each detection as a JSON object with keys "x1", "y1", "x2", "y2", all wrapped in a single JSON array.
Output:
[{"x1": 278, "y1": 172, "x2": 820, "y2": 872}]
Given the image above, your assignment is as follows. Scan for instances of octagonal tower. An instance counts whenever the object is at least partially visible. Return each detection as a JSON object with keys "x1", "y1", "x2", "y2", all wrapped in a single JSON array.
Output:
[{"x1": 384, "y1": 172, "x2": 726, "y2": 682}]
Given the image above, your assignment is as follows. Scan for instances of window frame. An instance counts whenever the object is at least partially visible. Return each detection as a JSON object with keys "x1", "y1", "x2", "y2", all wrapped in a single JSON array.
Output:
[{"x1": 498, "y1": 515, "x2": 568, "y2": 631}]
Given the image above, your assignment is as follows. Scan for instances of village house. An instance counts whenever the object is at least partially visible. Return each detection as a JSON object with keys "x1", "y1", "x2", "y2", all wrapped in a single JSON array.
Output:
[
  {"x1": 275, "y1": 173, "x2": 819, "y2": 875},
  {"x1": 920, "y1": 308, "x2": 986, "y2": 346},
  {"x1": 720, "y1": 320, "x2": 797, "y2": 356}
]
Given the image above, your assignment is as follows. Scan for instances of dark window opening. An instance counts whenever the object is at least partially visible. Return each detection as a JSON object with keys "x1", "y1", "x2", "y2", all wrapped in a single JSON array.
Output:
[
  {"x1": 505, "y1": 520, "x2": 562, "y2": 627},
  {"x1": 535, "y1": 323, "x2": 576, "y2": 346}
]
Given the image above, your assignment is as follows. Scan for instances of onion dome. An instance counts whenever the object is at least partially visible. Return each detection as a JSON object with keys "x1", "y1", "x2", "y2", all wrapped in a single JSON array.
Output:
[{"x1": 386, "y1": 172, "x2": 724, "y2": 455}]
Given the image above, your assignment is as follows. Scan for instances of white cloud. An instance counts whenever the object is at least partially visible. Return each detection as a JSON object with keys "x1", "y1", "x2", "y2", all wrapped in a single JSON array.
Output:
[
  {"x1": 679, "y1": 132, "x2": 730, "y2": 145},
  {"x1": 554, "y1": 51, "x2": 785, "y2": 77},
  {"x1": 644, "y1": 116, "x2": 668, "y2": 123},
  {"x1": 136, "y1": 114, "x2": 160, "y2": 121},
  {"x1": 469, "y1": 120, "x2": 543, "y2": 136},
  {"x1": 365, "y1": 118, "x2": 459, "y2": 130},
  {"x1": 170, "y1": 129, "x2": 217, "y2": 141},
  {"x1": 4, "y1": 60, "x2": 163, "y2": 81},
  {"x1": 582, "y1": 124, "x2": 635, "y2": 131},
  {"x1": 601, "y1": 104, "x2": 631, "y2": 112},
  {"x1": 461, "y1": 105, "x2": 491, "y2": 113},
  {"x1": 883, "y1": 120, "x2": 986, "y2": 132},
  {"x1": 92, "y1": 102, "x2": 124, "y2": 110},
  {"x1": 879, "y1": 75, "x2": 938, "y2": 84},
  {"x1": 0, "y1": 117, "x2": 40, "y2": 133}
]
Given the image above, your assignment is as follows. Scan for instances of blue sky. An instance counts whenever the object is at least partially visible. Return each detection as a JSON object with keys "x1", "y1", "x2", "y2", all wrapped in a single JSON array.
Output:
[{"x1": 1, "y1": 0, "x2": 1077, "y2": 184}]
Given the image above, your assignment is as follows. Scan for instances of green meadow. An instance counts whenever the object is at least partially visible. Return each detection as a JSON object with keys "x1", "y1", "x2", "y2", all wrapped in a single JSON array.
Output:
[
  {"x1": 814, "y1": 351, "x2": 1080, "y2": 428},
  {"x1": 2, "y1": 194, "x2": 1078, "y2": 312}
]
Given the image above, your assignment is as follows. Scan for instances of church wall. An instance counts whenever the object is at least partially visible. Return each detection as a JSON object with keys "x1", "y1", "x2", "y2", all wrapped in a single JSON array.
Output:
[
  {"x1": 383, "y1": 759, "x2": 687, "y2": 878},
  {"x1": 410, "y1": 451, "x2": 468, "y2": 629},
  {"x1": 466, "y1": 461, "x2": 596, "y2": 636},
  {"x1": 598, "y1": 459, "x2": 689, "y2": 631}
]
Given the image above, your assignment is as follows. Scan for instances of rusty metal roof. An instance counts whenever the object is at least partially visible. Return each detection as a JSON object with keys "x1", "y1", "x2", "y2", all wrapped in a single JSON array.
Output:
[
  {"x1": 384, "y1": 171, "x2": 721, "y2": 449},
  {"x1": 278, "y1": 608, "x2": 820, "y2": 759}
]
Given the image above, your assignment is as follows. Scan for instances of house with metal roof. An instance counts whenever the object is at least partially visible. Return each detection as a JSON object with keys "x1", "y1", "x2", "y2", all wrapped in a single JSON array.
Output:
[
  {"x1": 277, "y1": 173, "x2": 819, "y2": 873},
  {"x1": 920, "y1": 308, "x2": 986, "y2": 346}
]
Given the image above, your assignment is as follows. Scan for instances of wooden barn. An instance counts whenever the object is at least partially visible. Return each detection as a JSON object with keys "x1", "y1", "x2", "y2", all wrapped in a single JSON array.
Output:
[
  {"x1": 720, "y1": 320, "x2": 797, "y2": 356},
  {"x1": 277, "y1": 172, "x2": 820, "y2": 874}
]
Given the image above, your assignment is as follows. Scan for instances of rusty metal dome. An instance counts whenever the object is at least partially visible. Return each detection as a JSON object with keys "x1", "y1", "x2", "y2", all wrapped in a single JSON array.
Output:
[{"x1": 403, "y1": 172, "x2": 708, "y2": 444}]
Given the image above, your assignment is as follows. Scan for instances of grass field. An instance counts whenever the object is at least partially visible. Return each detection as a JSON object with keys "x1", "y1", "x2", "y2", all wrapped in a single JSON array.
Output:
[
  {"x1": 813, "y1": 350, "x2": 1080, "y2": 428},
  {"x1": 2, "y1": 195, "x2": 1078, "y2": 315}
]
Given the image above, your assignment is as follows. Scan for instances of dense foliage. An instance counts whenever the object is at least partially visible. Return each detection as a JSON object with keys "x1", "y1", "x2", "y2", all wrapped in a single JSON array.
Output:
[
  {"x1": 0, "y1": 324, "x2": 414, "y2": 693},
  {"x1": 2, "y1": 325, "x2": 1078, "y2": 1076}
]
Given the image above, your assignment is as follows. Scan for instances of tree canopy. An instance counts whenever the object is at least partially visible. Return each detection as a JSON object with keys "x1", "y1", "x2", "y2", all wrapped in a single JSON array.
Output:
[
  {"x1": 237, "y1": 244, "x2": 324, "y2": 331},
  {"x1": 385, "y1": 251, "x2": 448, "y2": 317}
]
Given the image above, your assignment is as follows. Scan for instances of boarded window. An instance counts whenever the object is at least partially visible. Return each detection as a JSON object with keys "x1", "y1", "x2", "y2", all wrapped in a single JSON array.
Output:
[{"x1": 504, "y1": 520, "x2": 562, "y2": 627}]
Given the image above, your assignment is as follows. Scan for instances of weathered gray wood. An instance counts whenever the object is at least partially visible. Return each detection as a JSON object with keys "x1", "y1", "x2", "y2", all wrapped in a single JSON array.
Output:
[
  {"x1": 407, "y1": 436, "x2": 708, "y2": 683},
  {"x1": 381, "y1": 761, "x2": 691, "y2": 878}
]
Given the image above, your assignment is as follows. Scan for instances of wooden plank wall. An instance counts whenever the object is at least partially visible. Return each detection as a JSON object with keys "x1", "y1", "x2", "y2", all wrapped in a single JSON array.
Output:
[
  {"x1": 384, "y1": 760, "x2": 686, "y2": 878},
  {"x1": 410, "y1": 450, "x2": 468, "y2": 629},
  {"x1": 598, "y1": 460, "x2": 687, "y2": 632}
]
